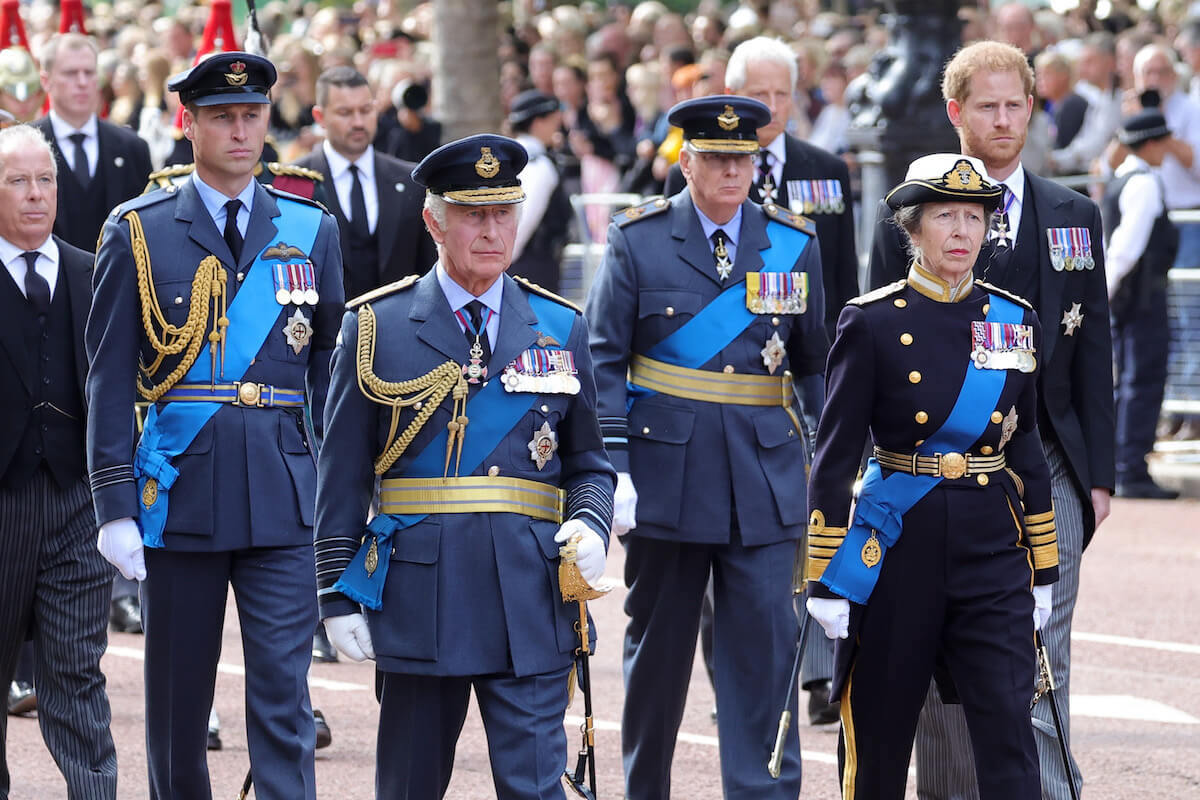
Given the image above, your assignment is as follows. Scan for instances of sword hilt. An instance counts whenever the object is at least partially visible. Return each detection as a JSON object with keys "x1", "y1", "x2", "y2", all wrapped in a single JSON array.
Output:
[{"x1": 767, "y1": 709, "x2": 792, "y2": 779}]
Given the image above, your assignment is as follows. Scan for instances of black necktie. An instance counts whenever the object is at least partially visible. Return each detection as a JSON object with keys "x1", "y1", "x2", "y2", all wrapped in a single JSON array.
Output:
[
  {"x1": 68, "y1": 132, "x2": 90, "y2": 187},
  {"x1": 753, "y1": 150, "x2": 775, "y2": 202},
  {"x1": 348, "y1": 164, "x2": 370, "y2": 239},
  {"x1": 21, "y1": 251, "x2": 50, "y2": 318},
  {"x1": 223, "y1": 199, "x2": 243, "y2": 263},
  {"x1": 464, "y1": 300, "x2": 492, "y2": 365}
]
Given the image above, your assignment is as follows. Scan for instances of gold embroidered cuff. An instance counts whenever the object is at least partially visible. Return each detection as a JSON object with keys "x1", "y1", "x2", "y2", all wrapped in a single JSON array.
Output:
[
  {"x1": 805, "y1": 510, "x2": 848, "y2": 583},
  {"x1": 1025, "y1": 509, "x2": 1057, "y2": 570}
]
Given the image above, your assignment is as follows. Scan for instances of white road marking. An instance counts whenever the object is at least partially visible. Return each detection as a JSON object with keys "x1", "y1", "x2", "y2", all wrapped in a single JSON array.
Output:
[
  {"x1": 1073, "y1": 631, "x2": 1200, "y2": 656},
  {"x1": 1072, "y1": 695, "x2": 1199, "y2": 725}
]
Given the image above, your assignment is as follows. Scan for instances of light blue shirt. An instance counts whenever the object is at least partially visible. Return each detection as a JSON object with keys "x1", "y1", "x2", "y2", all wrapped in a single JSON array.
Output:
[
  {"x1": 693, "y1": 203, "x2": 743, "y2": 265},
  {"x1": 191, "y1": 173, "x2": 255, "y2": 240},
  {"x1": 436, "y1": 262, "x2": 503, "y2": 344}
]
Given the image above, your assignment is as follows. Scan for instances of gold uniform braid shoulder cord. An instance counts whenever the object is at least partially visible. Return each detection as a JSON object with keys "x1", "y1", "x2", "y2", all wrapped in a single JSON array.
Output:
[
  {"x1": 355, "y1": 303, "x2": 470, "y2": 476},
  {"x1": 127, "y1": 210, "x2": 229, "y2": 401}
]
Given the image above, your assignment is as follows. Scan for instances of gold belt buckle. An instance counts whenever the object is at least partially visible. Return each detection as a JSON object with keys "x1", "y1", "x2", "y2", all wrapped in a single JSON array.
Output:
[
  {"x1": 235, "y1": 381, "x2": 263, "y2": 407},
  {"x1": 939, "y1": 452, "x2": 967, "y2": 480}
]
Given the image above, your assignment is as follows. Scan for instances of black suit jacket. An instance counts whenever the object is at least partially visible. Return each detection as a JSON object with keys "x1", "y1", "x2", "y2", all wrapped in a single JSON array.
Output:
[
  {"x1": 1051, "y1": 92, "x2": 1090, "y2": 150},
  {"x1": 665, "y1": 133, "x2": 859, "y2": 339},
  {"x1": 867, "y1": 171, "x2": 1115, "y2": 544},
  {"x1": 0, "y1": 237, "x2": 92, "y2": 477},
  {"x1": 294, "y1": 147, "x2": 436, "y2": 300},
  {"x1": 33, "y1": 116, "x2": 153, "y2": 251}
]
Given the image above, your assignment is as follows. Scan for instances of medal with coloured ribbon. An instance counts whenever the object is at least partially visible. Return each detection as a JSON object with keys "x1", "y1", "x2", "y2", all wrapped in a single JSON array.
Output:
[
  {"x1": 970, "y1": 320, "x2": 1036, "y2": 373},
  {"x1": 502, "y1": 347, "x2": 580, "y2": 395}
]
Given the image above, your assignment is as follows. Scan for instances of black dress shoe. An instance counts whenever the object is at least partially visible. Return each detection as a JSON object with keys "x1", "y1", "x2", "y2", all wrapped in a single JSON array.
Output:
[
  {"x1": 1116, "y1": 479, "x2": 1180, "y2": 500},
  {"x1": 806, "y1": 680, "x2": 841, "y2": 725},
  {"x1": 314, "y1": 710, "x2": 332, "y2": 750},
  {"x1": 7, "y1": 681, "x2": 36, "y2": 716},
  {"x1": 110, "y1": 595, "x2": 144, "y2": 634},
  {"x1": 207, "y1": 727, "x2": 222, "y2": 751},
  {"x1": 312, "y1": 624, "x2": 338, "y2": 663}
]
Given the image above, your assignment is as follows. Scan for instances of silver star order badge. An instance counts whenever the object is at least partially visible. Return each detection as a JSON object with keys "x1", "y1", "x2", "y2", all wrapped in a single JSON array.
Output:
[
  {"x1": 758, "y1": 175, "x2": 776, "y2": 203},
  {"x1": 998, "y1": 406, "x2": 1019, "y2": 451},
  {"x1": 714, "y1": 235, "x2": 733, "y2": 281},
  {"x1": 282, "y1": 308, "x2": 312, "y2": 355},
  {"x1": 1061, "y1": 302, "x2": 1083, "y2": 336},
  {"x1": 761, "y1": 331, "x2": 786, "y2": 375},
  {"x1": 528, "y1": 421, "x2": 558, "y2": 470}
]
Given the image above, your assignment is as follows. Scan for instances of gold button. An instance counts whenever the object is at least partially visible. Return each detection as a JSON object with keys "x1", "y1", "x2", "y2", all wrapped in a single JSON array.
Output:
[
  {"x1": 894, "y1": 298, "x2": 907, "y2": 308},
  {"x1": 914, "y1": 439, "x2": 925, "y2": 446},
  {"x1": 983, "y1": 303, "x2": 990, "y2": 314},
  {"x1": 787, "y1": 429, "x2": 794, "y2": 437},
  {"x1": 541, "y1": 404, "x2": 549, "y2": 413},
  {"x1": 980, "y1": 445, "x2": 994, "y2": 455},
  {"x1": 665, "y1": 306, "x2": 675, "y2": 317},
  {"x1": 413, "y1": 401, "x2": 422, "y2": 410},
  {"x1": 900, "y1": 333, "x2": 913, "y2": 345},
  {"x1": 908, "y1": 371, "x2": 921, "y2": 384},
  {"x1": 991, "y1": 411, "x2": 1003, "y2": 424},
  {"x1": 977, "y1": 473, "x2": 989, "y2": 486},
  {"x1": 723, "y1": 365, "x2": 735, "y2": 373},
  {"x1": 642, "y1": 426, "x2": 651, "y2": 435},
  {"x1": 915, "y1": 411, "x2": 929, "y2": 424},
  {"x1": 488, "y1": 465, "x2": 500, "y2": 477},
  {"x1": 174, "y1": 296, "x2": 183, "y2": 305},
  {"x1": 772, "y1": 316, "x2": 781, "y2": 326}
]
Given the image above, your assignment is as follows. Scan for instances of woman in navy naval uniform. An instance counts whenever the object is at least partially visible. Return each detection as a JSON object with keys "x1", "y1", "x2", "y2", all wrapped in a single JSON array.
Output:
[{"x1": 804, "y1": 154, "x2": 1059, "y2": 800}]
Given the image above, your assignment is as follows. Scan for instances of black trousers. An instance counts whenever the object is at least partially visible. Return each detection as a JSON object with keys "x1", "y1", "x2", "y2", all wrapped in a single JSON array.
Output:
[
  {"x1": 0, "y1": 468, "x2": 116, "y2": 800},
  {"x1": 837, "y1": 482, "x2": 1039, "y2": 800},
  {"x1": 1113, "y1": 286, "x2": 1170, "y2": 483}
]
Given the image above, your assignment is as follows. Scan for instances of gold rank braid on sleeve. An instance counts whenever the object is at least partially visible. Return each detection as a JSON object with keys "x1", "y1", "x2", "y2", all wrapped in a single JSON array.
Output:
[
  {"x1": 355, "y1": 303, "x2": 468, "y2": 475},
  {"x1": 1023, "y1": 509, "x2": 1059, "y2": 571},
  {"x1": 128, "y1": 210, "x2": 229, "y2": 402},
  {"x1": 805, "y1": 509, "x2": 848, "y2": 584}
]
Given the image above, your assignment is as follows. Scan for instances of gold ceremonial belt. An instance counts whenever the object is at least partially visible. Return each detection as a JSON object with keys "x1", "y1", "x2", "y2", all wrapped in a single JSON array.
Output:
[
  {"x1": 628, "y1": 354, "x2": 794, "y2": 407},
  {"x1": 378, "y1": 476, "x2": 564, "y2": 523},
  {"x1": 873, "y1": 446, "x2": 1007, "y2": 480}
]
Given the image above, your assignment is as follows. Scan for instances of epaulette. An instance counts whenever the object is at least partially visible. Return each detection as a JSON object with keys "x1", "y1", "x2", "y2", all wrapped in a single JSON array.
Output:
[
  {"x1": 762, "y1": 202, "x2": 816, "y2": 236},
  {"x1": 976, "y1": 280, "x2": 1033, "y2": 310},
  {"x1": 267, "y1": 162, "x2": 325, "y2": 182},
  {"x1": 144, "y1": 163, "x2": 193, "y2": 193},
  {"x1": 111, "y1": 186, "x2": 176, "y2": 220},
  {"x1": 264, "y1": 183, "x2": 326, "y2": 210},
  {"x1": 513, "y1": 275, "x2": 582, "y2": 313},
  {"x1": 613, "y1": 196, "x2": 669, "y2": 227},
  {"x1": 847, "y1": 279, "x2": 906, "y2": 306},
  {"x1": 347, "y1": 274, "x2": 420, "y2": 310}
]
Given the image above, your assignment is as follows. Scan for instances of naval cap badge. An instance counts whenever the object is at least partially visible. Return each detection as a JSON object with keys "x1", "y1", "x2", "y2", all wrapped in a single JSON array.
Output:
[{"x1": 943, "y1": 158, "x2": 983, "y2": 191}]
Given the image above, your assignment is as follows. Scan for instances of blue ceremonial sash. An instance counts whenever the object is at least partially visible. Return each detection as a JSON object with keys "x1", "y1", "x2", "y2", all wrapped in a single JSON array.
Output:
[
  {"x1": 628, "y1": 220, "x2": 807, "y2": 407},
  {"x1": 334, "y1": 292, "x2": 577, "y2": 611},
  {"x1": 134, "y1": 198, "x2": 324, "y2": 547},
  {"x1": 819, "y1": 293, "x2": 1024, "y2": 604}
]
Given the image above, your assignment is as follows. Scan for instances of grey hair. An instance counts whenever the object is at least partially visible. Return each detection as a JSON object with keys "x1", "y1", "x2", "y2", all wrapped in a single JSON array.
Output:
[
  {"x1": 726, "y1": 36, "x2": 798, "y2": 92},
  {"x1": 892, "y1": 205, "x2": 924, "y2": 264},
  {"x1": 0, "y1": 125, "x2": 57, "y2": 179},
  {"x1": 424, "y1": 192, "x2": 447, "y2": 228},
  {"x1": 39, "y1": 33, "x2": 100, "y2": 76}
]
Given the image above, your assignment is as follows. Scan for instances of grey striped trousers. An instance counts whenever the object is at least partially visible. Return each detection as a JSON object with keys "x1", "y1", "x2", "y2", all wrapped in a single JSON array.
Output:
[
  {"x1": 0, "y1": 469, "x2": 117, "y2": 800},
  {"x1": 914, "y1": 441, "x2": 1084, "y2": 800}
]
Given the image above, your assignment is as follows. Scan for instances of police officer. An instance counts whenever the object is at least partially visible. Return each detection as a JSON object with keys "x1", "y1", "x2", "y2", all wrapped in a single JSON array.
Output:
[
  {"x1": 807, "y1": 153, "x2": 1058, "y2": 799},
  {"x1": 587, "y1": 95, "x2": 827, "y2": 799},
  {"x1": 86, "y1": 52, "x2": 344, "y2": 800},
  {"x1": 1105, "y1": 108, "x2": 1180, "y2": 498},
  {"x1": 508, "y1": 89, "x2": 573, "y2": 295},
  {"x1": 314, "y1": 134, "x2": 615, "y2": 799}
]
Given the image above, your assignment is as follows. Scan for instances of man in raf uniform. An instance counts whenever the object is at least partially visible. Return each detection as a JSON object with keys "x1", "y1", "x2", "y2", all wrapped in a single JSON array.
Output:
[
  {"x1": 315, "y1": 134, "x2": 615, "y2": 799},
  {"x1": 867, "y1": 41, "x2": 1114, "y2": 800},
  {"x1": 85, "y1": 52, "x2": 344, "y2": 800},
  {"x1": 588, "y1": 95, "x2": 828, "y2": 799}
]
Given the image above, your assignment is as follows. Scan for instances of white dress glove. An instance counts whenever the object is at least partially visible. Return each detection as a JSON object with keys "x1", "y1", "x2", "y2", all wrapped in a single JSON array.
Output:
[
  {"x1": 97, "y1": 517, "x2": 146, "y2": 581},
  {"x1": 612, "y1": 471, "x2": 638, "y2": 536},
  {"x1": 325, "y1": 613, "x2": 375, "y2": 662},
  {"x1": 1033, "y1": 584, "x2": 1053, "y2": 631},
  {"x1": 554, "y1": 519, "x2": 608, "y2": 585},
  {"x1": 806, "y1": 596, "x2": 850, "y2": 640}
]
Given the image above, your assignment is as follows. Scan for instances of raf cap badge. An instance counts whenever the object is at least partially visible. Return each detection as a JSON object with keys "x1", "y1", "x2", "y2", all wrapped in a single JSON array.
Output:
[
  {"x1": 475, "y1": 146, "x2": 501, "y2": 178},
  {"x1": 225, "y1": 60, "x2": 248, "y2": 86},
  {"x1": 1061, "y1": 302, "x2": 1083, "y2": 336},
  {"x1": 717, "y1": 104, "x2": 740, "y2": 131},
  {"x1": 529, "y1": 421, "x2": 558, "y2": 470},
  {"x1": 282, "y1": 308, "x2": 313, "y2": 354}
]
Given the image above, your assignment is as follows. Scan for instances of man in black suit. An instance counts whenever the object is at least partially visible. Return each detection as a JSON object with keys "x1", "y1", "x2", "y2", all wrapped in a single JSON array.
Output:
[
  {"x1": 0, "y1": 124, "x2": 117, "y2": 799},
  {"x1": 33, "y1": 32, "x2": 152, "y2": 252},
  {"x1": 297, "y1": 66, "x2": 436, "y2": 301},
  {"x1": 663, "y1": 35, "x2": 854, "y2": 725},
  {"x1": 867, "y1": 41, "x2": 1114, "y2": 800},
  {"x1": 665, "y1": 36, "x2": 859, "y2": 342}
]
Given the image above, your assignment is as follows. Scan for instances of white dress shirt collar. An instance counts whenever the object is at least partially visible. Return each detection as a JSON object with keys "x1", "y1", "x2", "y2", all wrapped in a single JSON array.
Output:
[
  {"x1": 323, "y1": 141, "x2": 376, "y2": 183},
  {"x1": 48, "y1": 110, "x2": 98, "y2": 142},
  {"x1": 191, "y1": 172, "x2": 256, "y2": 236},
  {"x1": 1, "y1": 234, "x2": 60, "y2": 298}
]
